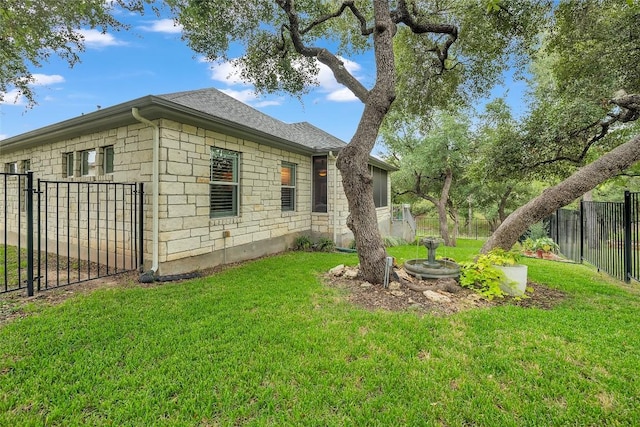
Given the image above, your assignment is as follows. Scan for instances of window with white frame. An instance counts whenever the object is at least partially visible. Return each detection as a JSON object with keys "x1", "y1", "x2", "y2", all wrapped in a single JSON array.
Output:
[
  {"x1": 281, "y1": 162, "x2": 296, "y2": 211},
  {"x1": 210, "y1": 147, "x2": 240, "y2": 218},
  {"x1": 81, "y1": 149, "x2": 97, "y2": 176},
  {"x1": 63, "y1": 152, "x2": 74, "y2": 177},
  {"x1": 21, "y1": 159, "x2": 30, "y2": 173},
  {"x1": 103, "y1": 145, "x2": 114, "y2": 174}
]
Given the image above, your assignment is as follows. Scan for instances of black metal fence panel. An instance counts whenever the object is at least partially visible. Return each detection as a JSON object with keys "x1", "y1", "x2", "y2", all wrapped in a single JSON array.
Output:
[
  {"x1": 549, "y1": 209, "x2": 581, "y2": 263},
  {"x1": 0, "y1": 172, "x2": 33, "y2": 294},
  {"x1": 0, "y1": 172, "x2": 143, "y2": 295},
  {"x1": 36, "y1": 180, "x2": 143, "y2": 292},
  {"x1": 549, "y1": 191, "x2": 639, "y2": 283},
  {"x1": 626, "y1": 191, "x2": 640, "y2": 282},
  {"x1": 581, "y1": 201, "x2": 627, "y2": 281}
]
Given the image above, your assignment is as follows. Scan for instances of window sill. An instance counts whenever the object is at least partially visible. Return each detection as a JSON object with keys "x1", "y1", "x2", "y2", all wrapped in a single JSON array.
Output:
[{"x1": 210, "y1": 216, "x2": 241, "y2": 226}]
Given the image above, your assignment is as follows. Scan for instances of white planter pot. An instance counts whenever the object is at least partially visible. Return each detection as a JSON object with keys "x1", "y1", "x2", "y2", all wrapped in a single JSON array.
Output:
[{"x1": 495, "y1": 264, "x2": 528, "y2": 296}]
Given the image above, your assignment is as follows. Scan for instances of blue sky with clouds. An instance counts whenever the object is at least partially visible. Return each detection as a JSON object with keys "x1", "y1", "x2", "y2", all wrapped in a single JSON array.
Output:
[{"x1": 0, "y1": 8, "x2": 525, "y2": 156}]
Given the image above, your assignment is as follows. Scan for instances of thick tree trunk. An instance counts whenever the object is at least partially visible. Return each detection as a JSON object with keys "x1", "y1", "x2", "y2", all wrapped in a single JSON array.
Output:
[
  {"x1": 482, "y1": 133, "x2": 640, "y2": 253},
  {"x1": 437, "y1": 169, "x2": 453, "y2": 246},
  {"x1": 450, "y1": 208, "x2": 459, "y2": 247},
  {"x1": 336, "y1": 0, "x2": 396, "y2": 284}
]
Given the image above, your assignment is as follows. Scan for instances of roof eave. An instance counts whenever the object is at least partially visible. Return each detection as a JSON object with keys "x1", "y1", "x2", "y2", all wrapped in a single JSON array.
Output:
[{"x1": 0, "y1": 96, "x2": 322, "y2": 157}]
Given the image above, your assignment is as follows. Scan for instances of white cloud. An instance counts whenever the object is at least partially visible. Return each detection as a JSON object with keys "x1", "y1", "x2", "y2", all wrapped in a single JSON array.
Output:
[
  {"x1": 316, "y1": 57, "x2": 361, "y2": 102},
  {"x1": 206, "y1": 56, "x2": 362, "y2": 104},
  {"x1": 0, "y1": 73, "x2": 64, "y2": 105},
  {"x1": 77, "y1": 29, "x2": 127, "y2": 48},
  {"x1": 254, "y1": 99, "x2": 283, "y2": 108},
  {"x1": 0, "y1": 89, "x2": 26, "y2": 105},
  {"x1": 203, "y1": 59, "x2": 246, "y2": 86},
  {"x1": 0, "y1": 133, "x2": 8, "y2": 141},
  {"x1": 31, "y1": 74, "x2": 65, "y2": 86},
  {"x1": 326, "y1": 87, "x2": 358, "y2": 102},
  {"x1": 138, "y1": 19, "x2": 183, "y2": 34}
]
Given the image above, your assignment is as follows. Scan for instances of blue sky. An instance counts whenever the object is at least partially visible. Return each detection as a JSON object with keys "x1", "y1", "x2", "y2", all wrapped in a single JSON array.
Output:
[{"x1": 0, "y1": 8, "x2": 525, "y2": 157}]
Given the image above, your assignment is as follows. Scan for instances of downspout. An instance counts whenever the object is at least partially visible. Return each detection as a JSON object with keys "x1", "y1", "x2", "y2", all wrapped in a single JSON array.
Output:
[
  {"x1": 329, "y1": 151, "x2": 338, "y2": 244},
  {"x1": 132, "y1": 108, "x2": 159, "y2": 274}
]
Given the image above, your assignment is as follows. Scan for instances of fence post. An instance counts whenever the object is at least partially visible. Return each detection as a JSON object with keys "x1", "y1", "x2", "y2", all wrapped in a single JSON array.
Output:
[
  {"x1": 624, "y1": 191, "x2": 632, "y2": 283},
  {"x1": 579, "y1": 200, "x2": 584, "y2": 263},
  {"x1": 138, "y1": 182, "x2": 144, "y2": 269},
  {"x1": 26, "y1": 171, "x2": 34, "y2": 297}
]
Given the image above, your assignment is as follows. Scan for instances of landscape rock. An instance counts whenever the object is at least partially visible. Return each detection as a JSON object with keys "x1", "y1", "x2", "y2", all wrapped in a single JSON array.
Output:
[
  {"x1": 390, "y1": 290, "x2": 405, "y2": 297},
  {"x1": 396, "y1": 268, "x2": 414, "y2": 282},
  {"x1": 360, "y1": 282, "x2": 373, "y2": 289},
  {"x1": 388, "y1": 281, "x2": 401, "y2": 290},
  {"x1": 344, "y1": 268, "x2": 359, "y2": 279},
  {"x1": 329, "y1": 264, "x2": 345, "y2": 276},
  {"x1": 423, "y1": 290, "x2": 452, "y2": 303}
]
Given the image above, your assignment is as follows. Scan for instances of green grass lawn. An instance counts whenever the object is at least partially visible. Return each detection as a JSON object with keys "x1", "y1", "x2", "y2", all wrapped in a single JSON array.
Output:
[{"x1": 1, "y1": 240, "x2": 639, "y2": 426}]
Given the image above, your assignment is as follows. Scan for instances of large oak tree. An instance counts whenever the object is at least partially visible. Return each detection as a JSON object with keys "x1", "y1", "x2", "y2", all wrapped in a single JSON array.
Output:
[{"x1": 168, "y1": 0, "x2": 548, "y2": 283}]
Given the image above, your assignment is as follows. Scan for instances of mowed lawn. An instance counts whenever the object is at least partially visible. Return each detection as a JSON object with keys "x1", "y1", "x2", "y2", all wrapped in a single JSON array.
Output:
[{"x1": 1, "y1": 240, "x2": 639, "y2": 426}]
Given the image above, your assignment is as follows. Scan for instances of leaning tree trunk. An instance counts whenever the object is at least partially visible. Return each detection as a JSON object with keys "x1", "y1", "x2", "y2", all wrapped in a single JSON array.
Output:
[
  {"x1": 482, "y1": 133, "x2": 640, "y2": 253},
  {"x1": 336, "y1": 0, "x2": 397, "y2": 284}
]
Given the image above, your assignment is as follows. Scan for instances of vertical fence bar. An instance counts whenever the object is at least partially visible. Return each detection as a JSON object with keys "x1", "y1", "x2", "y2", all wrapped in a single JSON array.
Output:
[
  {"x1": 624, "y1": 191, "x2": 632, "y2": 283},
  {"x1": 37, "y1": 179, "x2": 41, "y2": 291},
  {"x1": 17, "y1": 173, "x2": 22, "y2": 289},
  {"x1": 3, "y1": 175, "x2": 7, "y2": 292},
  {"x1": 138, "y1": 183, "x2": 144, "y2": 269},
  {"x1": 26, "y1": 172, "x2": 34, "y2": 297},
  {"x1": 580, "y1": 200, "x2": 584, "y2": 263}
]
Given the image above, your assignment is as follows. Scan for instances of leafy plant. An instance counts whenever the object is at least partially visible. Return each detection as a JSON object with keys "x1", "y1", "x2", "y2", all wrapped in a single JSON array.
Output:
[
  {"x1": 293, "y1": 235, "x2": 313, "y2": 251},
  {"x1": 531, "y1": 237, "x2": 560, "y2": 253},
  {"x1": 481, "y1": 248, "x2": 521, "y2": 266},
  {"x1": 383, "y1": 236, "x2": 407, "y2": 247},
  {"x1": 315, "y1": 238, "x2": 336, "y2": 253},
  {"x1": 525, "y1": 222, "x2": 549, "y2": 241},
  {"x1": 459, "y1": 249, "x2": 523, "y2": 300},
  {"x1": 521, "y1": 238, "x2": 535, "y2": 252},
  {"x1": 459, "y1": 259, "x2": 506, "y2": 300}
]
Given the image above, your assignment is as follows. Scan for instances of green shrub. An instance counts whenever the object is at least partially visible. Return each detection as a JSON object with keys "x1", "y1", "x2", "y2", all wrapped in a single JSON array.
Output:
[
  {"x1": 293, "y1": 235, "x2": 313, "y2": 251},
  {"x1": 315, "y1": 237, "x2": 335, "y2": 252},
  {"x1": 383, "y1": 236, "x2": 407, "y2": 247},
  {"x1": 459, "y1": 249, "x2": 520, "y2": 300}
]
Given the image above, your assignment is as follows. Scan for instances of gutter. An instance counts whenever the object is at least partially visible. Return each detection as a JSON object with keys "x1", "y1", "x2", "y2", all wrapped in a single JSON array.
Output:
[{"x1": 131, "y1": 108, "x2": 159, "y2": 275}]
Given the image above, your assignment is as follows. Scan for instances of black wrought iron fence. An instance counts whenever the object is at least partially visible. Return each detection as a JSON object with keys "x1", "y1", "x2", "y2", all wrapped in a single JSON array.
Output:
[
  {"x1": 549, "y1": 191, "x2": 639, "y2": 283},
  {"x1": 0, "y1": 172, "x2": 144, "y2": 296},
  {"x1": 1, "y1": 172, "x2": 33, "y2": 294}
]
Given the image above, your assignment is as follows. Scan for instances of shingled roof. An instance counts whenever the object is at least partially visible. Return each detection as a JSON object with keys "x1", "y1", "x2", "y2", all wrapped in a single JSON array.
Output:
[
  {"x1": 0, "y1": 87, "x2": 392, "y2": 170},
  {"x1": 158, "y1": 88, "x2": 347, "y2": 151}
]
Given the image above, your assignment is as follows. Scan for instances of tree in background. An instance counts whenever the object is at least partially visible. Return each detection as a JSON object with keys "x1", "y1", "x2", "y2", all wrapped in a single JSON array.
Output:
[
  {"x1": 482, "y1": 0, "x2": 640, "y2": 252},
  {"x1": 0, "y1": 0, "x2": 152, "y2": 106},
  {"x1": 168, "y1": 0, "x2": 549, "y2": 283},
  {"x1": 383, "y1": 111, "x2": 471, "y2": 246},
  {"x1": 467, "y1": 98, "x2": 535, "y2": 230}
]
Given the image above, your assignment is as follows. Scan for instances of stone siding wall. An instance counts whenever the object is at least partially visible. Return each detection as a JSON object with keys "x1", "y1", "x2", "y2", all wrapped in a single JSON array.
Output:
[{"x1": 0, "y1": 118, "x2": 392, "y2": 275}]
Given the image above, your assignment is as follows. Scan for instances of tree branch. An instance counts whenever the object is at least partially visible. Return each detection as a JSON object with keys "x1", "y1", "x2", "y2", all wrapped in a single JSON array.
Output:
[
  {"x1": 527, "y1": 93, "x2": 640, "y2": 170},
  {"x1": 300, "y1": 1, "x2": 373, "y2": 36},
  {"x1": 392, "y1": 0, "x2": 458, "y2": 72},
  {"x1": 276, "y1": 0, "x2": 370, "y2": 102}
]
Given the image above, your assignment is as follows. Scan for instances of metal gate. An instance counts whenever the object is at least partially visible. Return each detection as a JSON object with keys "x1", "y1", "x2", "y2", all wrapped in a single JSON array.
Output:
[{"x1": 1, "y1": 172, "x2": 144, "y2": 295}]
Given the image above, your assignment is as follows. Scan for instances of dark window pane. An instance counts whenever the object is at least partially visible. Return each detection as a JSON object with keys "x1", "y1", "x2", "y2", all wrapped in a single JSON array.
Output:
[{"x1": 313, "y1": 156, "x2": 327, "y2": 213}]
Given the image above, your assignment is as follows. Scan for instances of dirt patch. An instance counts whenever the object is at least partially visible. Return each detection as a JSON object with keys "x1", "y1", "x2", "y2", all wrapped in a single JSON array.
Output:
[{"x1": 323, "y1": 265, "x2": 567, "y2": 315}]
